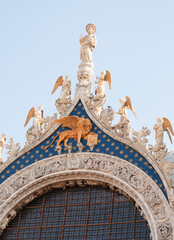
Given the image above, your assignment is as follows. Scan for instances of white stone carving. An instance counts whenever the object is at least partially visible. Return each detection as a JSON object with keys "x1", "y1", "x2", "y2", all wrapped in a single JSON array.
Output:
[
  {"x1": 25, "y1": 106, "x2": 44, "y2": 145},
  {"x1": 0, "y1": 209, "x2": 16, "y2": 235},
  {"x1": 5, "y1": 138, "x2": 20, "y2": 160},
  {"x1": 148, "y1": 118, "x2": 170, "y2": 165},
  {"x1": 0, "y1": 134, "x2": 6, "y2": 165},
  {"x1": 55, "y1": 76, "x2": 72, "y2": 117},
  {"x1": 113, "y1": 120, "x2": 130, "y2": 138},
  {"x1": 43, "y1": 113, "x2": 57, "y2": 132},
  {"x1": 148, "y1": 143, "x2": 168, "y2": 165},
  {"x1": 100, "y1": 106, "x2": 114, "y2": 129},
  {"x1": 158, "y1": 222, "x2": 172, "y2": 240},
  {"x1": 77, "y1": 24, "x2": 97, "y2": 93},
  {"x1": 0, "y1": 153, "x2": 173, "y2": 239},
  {"x1": 132, "y1": 127, "x2": 151, "y2": 149},
  {"x1": 95, "y1": 70, "x2": 107, "y2": 95},
  {"x1": 88, "y1": 93, "x2": 106, "y2": 117},
  {"x1": 162, "y1": 160, "x2": 174, "y2": 187},
  {"x1": 153, "y1": 118, "x2": 164, "y2": 150}
]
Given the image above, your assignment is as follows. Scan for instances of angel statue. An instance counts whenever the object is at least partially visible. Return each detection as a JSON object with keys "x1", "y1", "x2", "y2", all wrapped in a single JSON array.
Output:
[
  {"x1": 153, "y1": 118, "x2": 174, "y2": 150},
  {"x1": 117, "y1": 96, "x2": 137, "y2": 122},
  {"x1": 52, "y1": 75, "x2": 72, "y2": 117},
  {"x1": 51, "y1": 75, "x2": 71, "y2": 100},
  {"x1": 88, "y1": 70, "x2": 111, "y2": 117},
  {"x1": 44, "y1": 116, "x2": 93, "y2": 149},
  {"x1": 149, "y1": 118, "x2": 174, "y2": 164},
  {"x1": 80, "y1": 23, "x2": 97, "y2": 63},
  {"x1": 0, "y1": 134, "x2": 6, "y2": 164},
  {"x1": 24, "y1": 106, "x2": 44, "y2": 145},
  {"x1": 114, "y1": 96, "x2": 137, "y2": 138},
  {"x1": 95, "y1": 70, "x2": 111, "y2": 96}
]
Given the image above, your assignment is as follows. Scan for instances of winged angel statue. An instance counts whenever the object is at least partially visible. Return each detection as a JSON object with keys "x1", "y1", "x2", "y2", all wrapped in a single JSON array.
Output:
[
  {"x1": 24, "y1": 106, "x2": 44, "y2": 144},
  {"x1": 89, "y1": 70, "x2": 111, "y2": 116},
  {"x1": 52, "y1": 75, "x2": 71, "y2": 116},
  {"x1": 95, "y1": 70, "x2": 111, "y2": 96},
  {"x1": 153, "y1": 118, "x2": 174, "y2": 149},
  {"x1": 51, "y1": 75, "x2": 71, "y2": 100},
  {"x1": 117, "y1": 96, "x2": 137, "y2": 121},
  {"x1": 149, "y1": 117, "x2": 174, "y2": 163},
  {"x1": 114, "y1": 96, "x2": 137, "y2": 138},
  {"x1": 44, "y1": 116, "x2": 93, "y2": 149}
]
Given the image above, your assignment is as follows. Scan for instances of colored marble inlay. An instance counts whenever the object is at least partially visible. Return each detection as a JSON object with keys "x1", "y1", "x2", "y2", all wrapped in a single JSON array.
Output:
[{"x1": 0, "y1": 101, "x2": 167, "y2": 200}]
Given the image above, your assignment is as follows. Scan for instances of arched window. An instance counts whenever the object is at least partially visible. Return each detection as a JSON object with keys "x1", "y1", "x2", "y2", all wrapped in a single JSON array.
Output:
[{"x1": 1, "y1": 186, "x2": 150, "y2": 239}]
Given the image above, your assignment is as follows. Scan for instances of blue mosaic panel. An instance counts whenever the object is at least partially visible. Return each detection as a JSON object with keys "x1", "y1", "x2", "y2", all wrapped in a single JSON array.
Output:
[
  {"x1": 1, "y1": 186, "x2": 151, "y2": 240},
  {"x1": 0, "y1": 100, "x2": 167, "y2": 200}
]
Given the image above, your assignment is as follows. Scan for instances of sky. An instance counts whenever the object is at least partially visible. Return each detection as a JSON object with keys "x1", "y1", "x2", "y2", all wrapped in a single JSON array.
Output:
[{"x1": 0, "y1": 0, "x2": 174, "y2": 160}]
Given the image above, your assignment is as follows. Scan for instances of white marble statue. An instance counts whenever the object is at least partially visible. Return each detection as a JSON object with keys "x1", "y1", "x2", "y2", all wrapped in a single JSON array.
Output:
[
  {"x1": 0, "y1": 134, "x2": 6, "y2": 164},
  {"x1": 148, "y1": 117, "x2": 174, "y2": 164},
  {"x1": 5, "y1": 138, "x2": 20, "y2": 160},
  {"x1": 95, "y1": 70, "x2": 111, "y2": 96},
  {"x1": 24, "y1": 106, "x2": 44, "y2": 145},
  {"x1": 153, "y1": 118, "x2": 164, "y2": 150},
  {"x1": 61, "y1": 76, "x2": 71, "y2": 99},
  {"x1": 51, "y1": 75, "x2": 71, "y2": 100},
  {"x1": 77, "y1": 24, "x2": 97, "y2": 93},
  {"x1": 153, "y1": 117, "x2": 174, "y2": 151},
  {"x1": 117, "y1": 96, "x2": 137, "y2": 123},
  {"x1": 114, "y1": 96, "x2": 137, "y2": 138},
  {"x1": 79, "y1": 24, "x2": 97, "y2": 63}
]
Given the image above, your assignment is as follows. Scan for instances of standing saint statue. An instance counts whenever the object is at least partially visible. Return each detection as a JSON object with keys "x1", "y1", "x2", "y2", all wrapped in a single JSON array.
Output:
[
  {"x1": 79, "y1": 24, "x2": 97, "y2": 63},
  {"x1": 77, "y1": 24, "x2": 97, "y2": 94}
]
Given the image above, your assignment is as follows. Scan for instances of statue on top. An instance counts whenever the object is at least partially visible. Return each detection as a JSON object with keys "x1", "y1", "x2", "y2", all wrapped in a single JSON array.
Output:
[
  {"x1": 77, "y1": 24, "x2": 97, "y2": 94},
  {"x1": 79, "y1": 24, "x2": 97, "y2": 63}
]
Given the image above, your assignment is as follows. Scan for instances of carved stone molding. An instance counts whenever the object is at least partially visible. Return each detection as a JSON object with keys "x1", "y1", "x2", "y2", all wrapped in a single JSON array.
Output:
[
  {"x1": 0, "y1": 95, "x2": 170, "y2": 198},
  {"x1": 0, "y1": 153, "x2": 173, "y2": 239}
]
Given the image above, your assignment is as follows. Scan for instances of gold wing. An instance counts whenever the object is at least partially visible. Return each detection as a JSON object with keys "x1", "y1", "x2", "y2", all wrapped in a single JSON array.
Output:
[
  {"x1": 51, "y1": 76, "x2": 63, "y2": 94},
  {"x1": 163, "y1": 117, "x2": 174, "y2": 144},
  {"x1": 163, "y1": 118, "x2": 174, "y2": 135},
  {"x1": 125, "y1": 96, "x2": 137, "y2": 118},
  {"x1": 104, "y1": 70, "x2": 111, "y2": 89},
  {"x1": 54, "y1": 116, "x2": 80, "y2": 129},
  {"x1": 24, "y1": 107, "x2": 35, "y2": 127}
]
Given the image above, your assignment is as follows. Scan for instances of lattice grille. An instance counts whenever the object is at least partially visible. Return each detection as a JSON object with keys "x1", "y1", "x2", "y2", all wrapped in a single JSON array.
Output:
[{"x1": 1, "y1": 186, "x2": 151, "y2": 239}]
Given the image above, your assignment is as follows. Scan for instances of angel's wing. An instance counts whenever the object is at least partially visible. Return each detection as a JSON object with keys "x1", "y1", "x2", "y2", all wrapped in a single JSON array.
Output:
[
  {"x1": 51, "y1": 76, "x2": 63, "y2": 94},
  {"x1": 163, "y1": 117, "x2": 174, "y2": 144},
  {"x1": 55, "y1": 116, "x2": 80, "y2": 129},
  {"x1": 104, "y1": 70, "x2": 111, "y2": 89},
  {"x1": 163, "y1": 118, "x2": 174, "y2": 135},
  {"x1": 24, "y1": 107, "x2": 35, "y2": 127},
  {"x1": 125, "y1": 96, "x2": 137, "y2": 118}
]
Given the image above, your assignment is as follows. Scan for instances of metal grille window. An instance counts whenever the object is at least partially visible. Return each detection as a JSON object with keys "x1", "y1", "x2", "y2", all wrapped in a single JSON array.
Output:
[{"x1": 1, "y1": 186, "x2": 150, "y2": 239}]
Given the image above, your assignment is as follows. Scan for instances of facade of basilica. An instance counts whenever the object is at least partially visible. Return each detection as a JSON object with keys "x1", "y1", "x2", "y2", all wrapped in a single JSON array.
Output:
[{"x1": 0, "y1": 24, "x2": 174, "y2": 239}]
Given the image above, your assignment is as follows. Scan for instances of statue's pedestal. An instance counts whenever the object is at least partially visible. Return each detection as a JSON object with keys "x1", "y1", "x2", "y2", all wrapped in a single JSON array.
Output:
[{"x1": 77, "y1": 61, "x2": 94, "y2": 95}]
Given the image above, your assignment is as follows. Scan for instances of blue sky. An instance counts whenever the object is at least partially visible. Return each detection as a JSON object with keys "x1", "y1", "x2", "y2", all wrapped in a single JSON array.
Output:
[{"x1": 0, "y1": 0, "x2": 174, "y2": 159}]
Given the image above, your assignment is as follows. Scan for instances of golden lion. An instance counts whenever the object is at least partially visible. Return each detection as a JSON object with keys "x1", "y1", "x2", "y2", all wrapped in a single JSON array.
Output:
[{"x1": 44, "y1": 116, "x2": 92, "y2": 149}]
